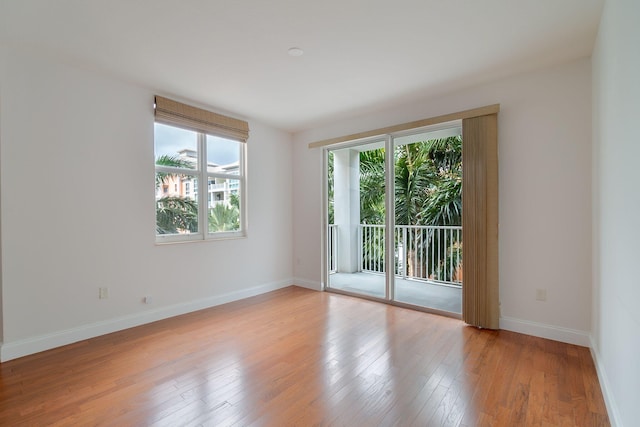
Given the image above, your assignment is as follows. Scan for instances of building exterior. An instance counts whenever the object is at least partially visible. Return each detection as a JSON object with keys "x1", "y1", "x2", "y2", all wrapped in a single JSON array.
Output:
[{"x1": 155, "y1": 148, "x2": 239, "y2": 208}]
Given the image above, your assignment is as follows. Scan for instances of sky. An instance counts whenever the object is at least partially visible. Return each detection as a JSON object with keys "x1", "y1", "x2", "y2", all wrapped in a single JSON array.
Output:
[{"x1": 154, "y1": 123, "x2": 239, "y2": 165}]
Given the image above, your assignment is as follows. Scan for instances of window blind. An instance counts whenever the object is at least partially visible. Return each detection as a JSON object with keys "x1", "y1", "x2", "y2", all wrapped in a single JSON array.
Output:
[
  {"x1": 462, "y1": 114, "x2": 499, "y2": 329},
  {"x1": 154, "y1": 96, "x2": 249, "y2": 142}
]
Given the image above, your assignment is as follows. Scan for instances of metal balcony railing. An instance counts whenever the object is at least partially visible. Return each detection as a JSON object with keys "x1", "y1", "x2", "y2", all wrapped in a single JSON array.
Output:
[{"x1": 329, "y1": 224, "x2": 462, "y2": 287}]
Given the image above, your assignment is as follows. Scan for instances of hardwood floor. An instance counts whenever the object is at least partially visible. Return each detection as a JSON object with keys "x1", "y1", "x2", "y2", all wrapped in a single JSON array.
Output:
[{"x1": 0, "y1": 286, "x2": 609, "y2": 426}]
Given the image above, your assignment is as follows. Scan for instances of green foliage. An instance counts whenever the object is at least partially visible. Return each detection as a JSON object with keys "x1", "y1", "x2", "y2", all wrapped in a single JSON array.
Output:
[
  {"x1": 419, "y1": 136, "x2": 462, "y2": 226},
  {"x1": 395, "y1": 136, "x2": 462, "y2": 226},
  {"x1": 350, "y1": 136, "x2": 463, "y2": 227},
  {"x1": 394, "y1": 142, "x2": 435, "y2": 225},
  {"x1": 328, "y1": 151, "x2": 334, "y2": 224},
  {"x1": 422, "y1": 174, "x2": 461, "y2": 227},
  {"x1": 229, "y1": 192, "x2": 240, "y2": 210},
  {"x1": 155, "y1": 155, "x2": 198, "y2": 235},
  {"x1": 156, "y1": 196, "x2": 198, "y2": 234},
  {"x1": 438, "y1": 242, "x2": 462, "y2": 282},
  {"x1": 155, "y1": 155, "x2": 194, "y2": 187},
  {"x1": 209, "y1": 203, "x2": 240, "y2": 232},
  {"x1": 359, "y1": 149, "x2": 386, "y2": 224}
]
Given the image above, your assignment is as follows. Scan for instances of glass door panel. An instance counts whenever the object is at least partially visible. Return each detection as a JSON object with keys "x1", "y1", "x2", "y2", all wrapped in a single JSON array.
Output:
[
  {"x1": 392, "y1": 127, "x2": 463, "y2": 314},
  {"x1": 327, "y1": 141, "x2": 386, "y2": 298}
]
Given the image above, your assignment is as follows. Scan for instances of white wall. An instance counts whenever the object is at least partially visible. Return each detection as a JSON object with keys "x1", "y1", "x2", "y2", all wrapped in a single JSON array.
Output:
[
  {"x1": 293, "y1": 58, "x2": 593, "y2": 345},
  {"x1": 0, "y1": 48, "x2": 293, "y2": 360},
  {"x1": 0, "y1": 53, "x2": 3, "y2": 342},
  {"x1": 592, "y1": 0, "x2": 640, "y2": 425}
]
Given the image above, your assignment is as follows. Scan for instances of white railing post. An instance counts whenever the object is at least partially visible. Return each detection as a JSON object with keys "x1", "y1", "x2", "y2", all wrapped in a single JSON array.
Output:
[
  {"x1": 332, "y1": 225, "x2": 338, "y2": 273},
  {"x1": 401, "y1": 226, "x2": 407, "y2": 279},
  {"x1": 327, "y1": 225, "x2": 338, "y2": 274},
  {"x1": 358, "y1": 224, "x2": 362, "y2": 272}
]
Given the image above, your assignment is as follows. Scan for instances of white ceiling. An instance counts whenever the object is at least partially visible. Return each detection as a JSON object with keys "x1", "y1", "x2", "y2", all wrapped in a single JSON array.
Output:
[{"x1": 0, "y1": 0, "x2": 603, "y2": 133}]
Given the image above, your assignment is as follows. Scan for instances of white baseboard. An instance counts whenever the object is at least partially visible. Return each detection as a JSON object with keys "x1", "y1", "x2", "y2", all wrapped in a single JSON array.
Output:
[
  {"x1": 292, "y1": 277, "x2": 323, "y2": 291},
  {"x1": 589, "y1": 337, "x2": 622, "y2": 427},
  {"x1": 500, "y1": 316, "x2": 591, "y2": 347},
  {"x1": 0, "y1": 279, "x2": 293, "y2": 362}
]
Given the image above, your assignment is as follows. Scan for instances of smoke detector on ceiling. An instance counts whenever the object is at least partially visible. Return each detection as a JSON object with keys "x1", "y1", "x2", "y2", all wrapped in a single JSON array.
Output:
[{"x1": 288, "y1": 47, "x2": 304, "y2": 57}]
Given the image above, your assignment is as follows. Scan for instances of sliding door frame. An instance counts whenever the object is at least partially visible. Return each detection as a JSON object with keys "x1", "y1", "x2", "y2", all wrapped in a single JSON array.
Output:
[{"x1": 318, "y1": 105, "x2": 499, "y2": 326}]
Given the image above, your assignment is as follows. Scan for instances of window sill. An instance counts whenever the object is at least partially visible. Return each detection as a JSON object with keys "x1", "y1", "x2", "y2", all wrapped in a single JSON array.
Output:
[{"x1": 155, "y1": 231, "x2": 247, "y2": 245}]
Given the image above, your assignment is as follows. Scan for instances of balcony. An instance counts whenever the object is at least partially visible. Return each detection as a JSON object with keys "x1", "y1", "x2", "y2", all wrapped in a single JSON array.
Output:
[
  {"x1": 328, "y1": 224, "x2": 462, "y2": 314},
  {"x1": 208, "y1": 183, "x2": 227, "y2": 191}
]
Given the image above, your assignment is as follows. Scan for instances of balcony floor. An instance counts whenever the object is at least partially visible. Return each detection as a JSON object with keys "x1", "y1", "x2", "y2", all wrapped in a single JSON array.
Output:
[{"x1": 328, "y1": 272, "x2": 461, "y2": 314}]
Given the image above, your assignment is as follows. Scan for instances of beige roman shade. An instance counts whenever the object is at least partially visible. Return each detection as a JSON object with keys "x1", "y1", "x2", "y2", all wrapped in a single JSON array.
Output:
[{"x1": 154, "y1": 96, "x2": 249, "y2": 142}]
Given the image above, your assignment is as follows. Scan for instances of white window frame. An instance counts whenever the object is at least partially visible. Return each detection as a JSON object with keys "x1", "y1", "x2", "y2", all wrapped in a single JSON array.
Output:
[{"x1": 155, "y1": 127, "x2": 247, "y2": 244}]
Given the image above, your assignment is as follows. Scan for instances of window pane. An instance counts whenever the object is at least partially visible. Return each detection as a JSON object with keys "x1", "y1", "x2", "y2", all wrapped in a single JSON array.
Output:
[
  {"x1": 155, "y1": 173, "x2": 199, "y2": 235},
  {"x1": 206, "y1": 135, "x2": 240, "y2": 175},
  {"x1": 155, "y1": 123, "x2": 198, "y2": 169},
  {"x1": 208, "y1": 178, "x2": 240, "y2": 232}
]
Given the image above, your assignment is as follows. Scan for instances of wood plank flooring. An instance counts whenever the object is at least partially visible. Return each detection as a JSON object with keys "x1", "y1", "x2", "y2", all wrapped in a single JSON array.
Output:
[{"x1": 0, "y1": 286, "x2": 609, "y2": 426}]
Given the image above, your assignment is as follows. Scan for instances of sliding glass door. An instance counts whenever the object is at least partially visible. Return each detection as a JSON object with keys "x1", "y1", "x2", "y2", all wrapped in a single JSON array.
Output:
[
  {"x1": 325, "y1": 123, "x2": 463, "y2": 316},
  {"x1": 327, "y1": 140, "x2": 386, "y2": 298}
]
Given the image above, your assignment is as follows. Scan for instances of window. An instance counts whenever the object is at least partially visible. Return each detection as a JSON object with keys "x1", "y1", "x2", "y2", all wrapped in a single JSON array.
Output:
[{"x1": 154, "y1": 96, "x2": 248, "y2": 242}]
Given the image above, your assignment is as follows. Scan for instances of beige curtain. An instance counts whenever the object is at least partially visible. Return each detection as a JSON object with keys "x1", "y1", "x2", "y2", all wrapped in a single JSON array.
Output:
[
  {"x1": 154, "y1": 96, "x2": 249, "y2": 142},
  {"x1": 462, "y1": 114, "x2": 499, "y2": 329}
]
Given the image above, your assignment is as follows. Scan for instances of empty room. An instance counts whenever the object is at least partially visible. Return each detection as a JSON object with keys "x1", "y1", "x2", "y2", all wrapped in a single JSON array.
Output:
[{"x1": 0, "y1": 0, "x2": 637, "y2": 425}]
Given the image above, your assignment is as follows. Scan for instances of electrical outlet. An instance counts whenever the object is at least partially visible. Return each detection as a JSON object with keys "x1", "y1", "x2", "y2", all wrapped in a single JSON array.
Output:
[
  {"x1": 144, "y1": 296, "x2": 153, "y2": 304},
  {"x1": 99, "y1": 287, "x2": 109, "y2": 299},
  {"x1": 536, "y1": 288, "x2": 547, "y2": 302}
]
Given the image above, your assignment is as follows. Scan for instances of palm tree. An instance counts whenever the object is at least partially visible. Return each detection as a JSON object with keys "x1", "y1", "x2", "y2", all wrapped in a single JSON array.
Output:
[
  {"x1": 394, "y1": 142, "x2": 427, "y2": 277},
  {"x1": 327, "y1": 151, "x2": 335, "y2": 224},
  {"x1": 359, "y1": 148, "x2": 386, "y2": 224},
  {"x1": 155, "y1": 155, "x2": 198, "y2": 234},
  {"x1": 208, "y1": 203, "x2": 239, "y2": 232},
  {"x1": 419, "y1": 136, "x2": 462, "y2": 227},
  {"x1": 394, "y1": 136, "x2": 462, "y2": 226},
  {"x1": 394, "y1": 143, "x2": 434, "y2": 226},
  {"x1": 355, "y1": 137, "x2": 462, "y2": 227},
  {"x1": 156, "y1": 197, "x2": 198, "y2": 234}
]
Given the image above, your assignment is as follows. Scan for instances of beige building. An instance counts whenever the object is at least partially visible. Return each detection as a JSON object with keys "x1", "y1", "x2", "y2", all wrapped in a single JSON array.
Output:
[{"x1": 156, "y1": 148, "x2": 239, "y2": 207}]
